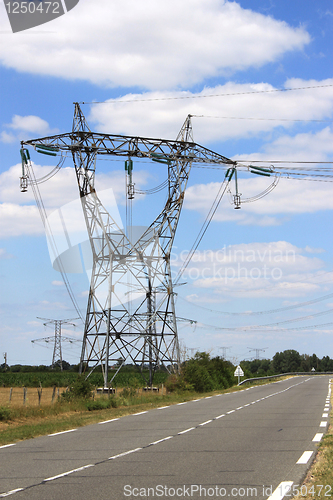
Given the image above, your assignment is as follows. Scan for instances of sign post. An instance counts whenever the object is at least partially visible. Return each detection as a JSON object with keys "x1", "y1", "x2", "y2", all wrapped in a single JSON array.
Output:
[{"x1": 234, "y1": 365, "x2": 244, "y2": 385}]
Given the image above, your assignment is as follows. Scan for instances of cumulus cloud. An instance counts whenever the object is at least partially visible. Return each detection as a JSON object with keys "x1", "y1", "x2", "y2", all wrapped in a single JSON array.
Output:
[
  {"x1": 176, "y1": 241, "x2": 327, "y2": 299},
  {"x1": 1, "y1": 114, "x2": 59, "y2": 143},
  {"x1": 184, "y1": 176, "x2": 333, "y2": 226},
  {"x1": 0, "y1": 0, "x2": 310, "y2": 89},
  {"x1": 7, "y1": 115, "x2": 55, "y2": 134},
  {"x1": 0, "y1": 159, "x2": 150, "y2": 238}
]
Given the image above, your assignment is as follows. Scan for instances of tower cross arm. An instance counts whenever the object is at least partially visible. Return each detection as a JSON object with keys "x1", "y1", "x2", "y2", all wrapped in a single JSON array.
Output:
[{"x1": 22, "y1": 132, "x2": 236, "y2": 166}]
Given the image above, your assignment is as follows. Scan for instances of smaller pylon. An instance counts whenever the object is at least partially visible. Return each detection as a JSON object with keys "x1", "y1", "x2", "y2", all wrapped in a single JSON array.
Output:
[
  {"x1": 247, "y1": 347, "x2": 268, "y2": 360},
  {"x1": 218, "y1": 346, "x2": 232, "y2": 359},
  {"x1": 33, "y1": 318, "x2": 80, "y2": 369}
]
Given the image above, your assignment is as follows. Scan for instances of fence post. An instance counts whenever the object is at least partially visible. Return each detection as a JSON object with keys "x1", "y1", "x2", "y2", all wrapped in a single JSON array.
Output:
[
  {"x1": 37, "y1": 383, "x2": 42, "y2": 406},
  {"x1": 23, "y1": 387, "x2": 27, "y2": 405},
  {"x1": 9, "y1": 387, "x2": 12, "y2": 404},
  {"x1": 52, "y1": 385, "x2": 56, "y2": 403}
]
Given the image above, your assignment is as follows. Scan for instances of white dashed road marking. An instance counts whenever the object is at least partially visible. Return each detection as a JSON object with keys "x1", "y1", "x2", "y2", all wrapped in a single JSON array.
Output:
[
  {"x1": 267, "y1": 481, "x2": 293, "y2": 500},
  {"x1": 48, "y1": 429, "x2": 77, "y2": 437},
  {"x1": 296, "y1": 451, "x2": 313, "y2": 464}
]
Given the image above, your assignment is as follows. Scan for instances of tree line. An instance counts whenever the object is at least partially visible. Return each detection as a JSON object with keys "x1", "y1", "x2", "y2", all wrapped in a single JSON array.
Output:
[{"x1": 240, "y1": 349, "x2": 333, "y2": 377}]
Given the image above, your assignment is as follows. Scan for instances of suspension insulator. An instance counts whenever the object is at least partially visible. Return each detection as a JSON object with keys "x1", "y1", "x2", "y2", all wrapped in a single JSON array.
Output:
[
  {"x1": 20, "y1": 149, "x2": 28, "y2": 164},
  {"x1": 250, "y1": 170, "x2": 271, "y2": 177},
  {"x1": 36, "y1": 149, "x2": 57, "y2": 156},
  {"x1": 36, "y1": 144, "x2": 59, "y2": 152},
  {"x1": 249, "y1": 165, "x2": 272, "y2": 174},
  {"x1": 151, "y1": 152, "x2": 171, "y2": 165},
  {"x1": 125, "y1": 159, "x2": 133, "y2": 173}
]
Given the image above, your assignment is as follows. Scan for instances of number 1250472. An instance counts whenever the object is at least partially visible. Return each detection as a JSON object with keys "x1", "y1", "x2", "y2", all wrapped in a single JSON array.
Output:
[{"x1": 5, "y1": 2, "x2": 61, "y2": 14}]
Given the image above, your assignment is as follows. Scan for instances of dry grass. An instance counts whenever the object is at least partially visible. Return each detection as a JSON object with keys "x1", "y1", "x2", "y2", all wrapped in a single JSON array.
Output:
[{"x1": 0, "y1": 386, "x2": 65, "y2": 407}]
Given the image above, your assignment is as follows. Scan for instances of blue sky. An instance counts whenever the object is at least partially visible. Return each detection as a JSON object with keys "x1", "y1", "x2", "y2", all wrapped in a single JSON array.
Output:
[{"x1": 0, "y1": 0, "x2": 333, "y2": 366}]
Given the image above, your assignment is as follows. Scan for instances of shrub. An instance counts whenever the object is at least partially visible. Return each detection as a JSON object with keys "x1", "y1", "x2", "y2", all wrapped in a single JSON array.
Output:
[
  {"x1": 61, "y1": 376, "x2": 93, "y2": 401},
  {"x1": 0, "y1": 406, "x2": 11, "y2": 421},
  {"x1": 182, "y1": 352, "x2": 235, "y2": 392},
  {"x1": 164, "y1": 374, "x2": 193, "y2": 393}
]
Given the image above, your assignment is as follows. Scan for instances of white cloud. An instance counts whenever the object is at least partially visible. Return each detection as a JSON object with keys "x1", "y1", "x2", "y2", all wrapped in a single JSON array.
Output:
[
  {"x1": 0, "y1": 0, "x2": 310, "y2": 89},
  {"x1": 0, "y1": 160, "x2": 150, "y2": 238},
  {"x1": 7, "y1": 115, "x2": 54, "y2": 135},
  {"x1": 176, "y1": 241, "x2": 327, "y2": 298},
  {"x1": 0, "y1": 202, "x2": 44, "y2": 237},
  {"x1": 88, "y1": 78, "x2": 333, "y2": 141},
  {"x1": 183, "y1": 176, "x2": 333, "y2": 226},
  {"x1": 0, "y1": 131, "x2": 16, "y2": 144},
  {"x1": 1, "y1": 114, "x2": 59, "y2": 143},
  {"x1": 52, "y1": 280, "x2": 64, "y2": 286}
]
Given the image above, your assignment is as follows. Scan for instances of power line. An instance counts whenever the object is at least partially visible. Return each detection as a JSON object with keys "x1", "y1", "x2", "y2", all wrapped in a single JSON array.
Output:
[
  {"x1": 192, "y1": 115, "x2": 333, "y2": 123},
  {"x1": 178, "y1": 290, "x2": 333, "y2": 316},
  {"x1": 80, "y1": 83, "x2": 333, "y2": 104}
]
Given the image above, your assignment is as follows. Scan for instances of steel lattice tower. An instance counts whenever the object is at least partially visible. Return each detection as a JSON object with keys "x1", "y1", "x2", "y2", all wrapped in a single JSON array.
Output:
[
  {"x1": 21, "y1": 104, "x2": 235, "y2": 386},
  {"x1": 32, "y1": 317, "x2": 79, "y2": 370}
]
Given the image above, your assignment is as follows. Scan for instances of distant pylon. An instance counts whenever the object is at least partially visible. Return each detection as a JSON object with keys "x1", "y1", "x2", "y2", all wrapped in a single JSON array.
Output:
[
  {"x1": 247, "y1": 347, "x2": 267, "y2": 360},
  {"x1": 32, "y1": 318, "x2": 79, "y2": 369},
  {"x1": 219, "y1": 346, "x2": 232, "y2": 359}
]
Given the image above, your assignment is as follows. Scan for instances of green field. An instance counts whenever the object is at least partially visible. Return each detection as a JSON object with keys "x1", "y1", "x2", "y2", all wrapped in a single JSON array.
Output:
[{"x1": 0, "y1": 369, "x2": 169, "y2": 388}]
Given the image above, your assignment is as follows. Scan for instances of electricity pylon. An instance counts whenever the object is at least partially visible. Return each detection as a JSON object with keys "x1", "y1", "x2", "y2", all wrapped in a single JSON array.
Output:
[
  {"x1": 21, "y1": 105, "x2": 235, "y2": 386},
  {"x1": 247, "y1": 347, "x2": 268, "y2": 360},
  {"x1": 32, "y1": 317, "x2": 79, "y2": 369},
  {"x1": 219, "y1": 346, "x2": 232, "y2": 359}
]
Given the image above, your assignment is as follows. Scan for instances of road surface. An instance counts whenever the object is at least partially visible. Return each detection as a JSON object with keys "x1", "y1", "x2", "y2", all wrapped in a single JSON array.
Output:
[{"x1": 0, "y1": 375, "x2": 331, "y2": 499}]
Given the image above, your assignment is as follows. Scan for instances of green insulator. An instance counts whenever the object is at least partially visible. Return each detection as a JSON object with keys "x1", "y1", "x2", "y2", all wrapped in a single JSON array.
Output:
[
  {"x1": 151, "y1": 152, "x2": 168, "y2": 159},
  {"x1": 24, "y1": 148, "x2": 30, "y2": 160},
  {"x1": 225, "y1": 168, "x2": 231, "y2": 178},
  {"x1": 36, "y1": 144, "x2": 59, "y2": 152},
  {"x1": 249, "y1": 165, "x2": 271, "y2": 173},
  {"x1": 228, "y1": 169, "x2": 235, "y2": 181},
  {"x1": 152, "y1": 158, "x2": 171, "y2": 165},
  {"x1": 20, "y1": 149, "x2": 28, "y2": 163},
  {"x1": 37, "y1": 149, "x2": 57, "y2": 157},
  {"x1": 250, "y1": 170, "x2": 271, "y2": 177},
  {"x1": 125, "y1": 159, "x2": 133, "y2": 173}
]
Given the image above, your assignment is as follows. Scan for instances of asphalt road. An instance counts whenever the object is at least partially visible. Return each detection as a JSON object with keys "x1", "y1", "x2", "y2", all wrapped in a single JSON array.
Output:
[{"x1": 0, "y1": 375, "x2": 331, "y2": 500}]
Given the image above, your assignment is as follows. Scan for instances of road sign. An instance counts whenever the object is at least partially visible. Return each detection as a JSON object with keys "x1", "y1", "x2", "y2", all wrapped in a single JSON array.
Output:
[
  {"x1": 234, "y1": 365, "x2": 244, "y2": 385},
  {"x1": 234, "y1": 365, "x2": 244, "y2": 377}
]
